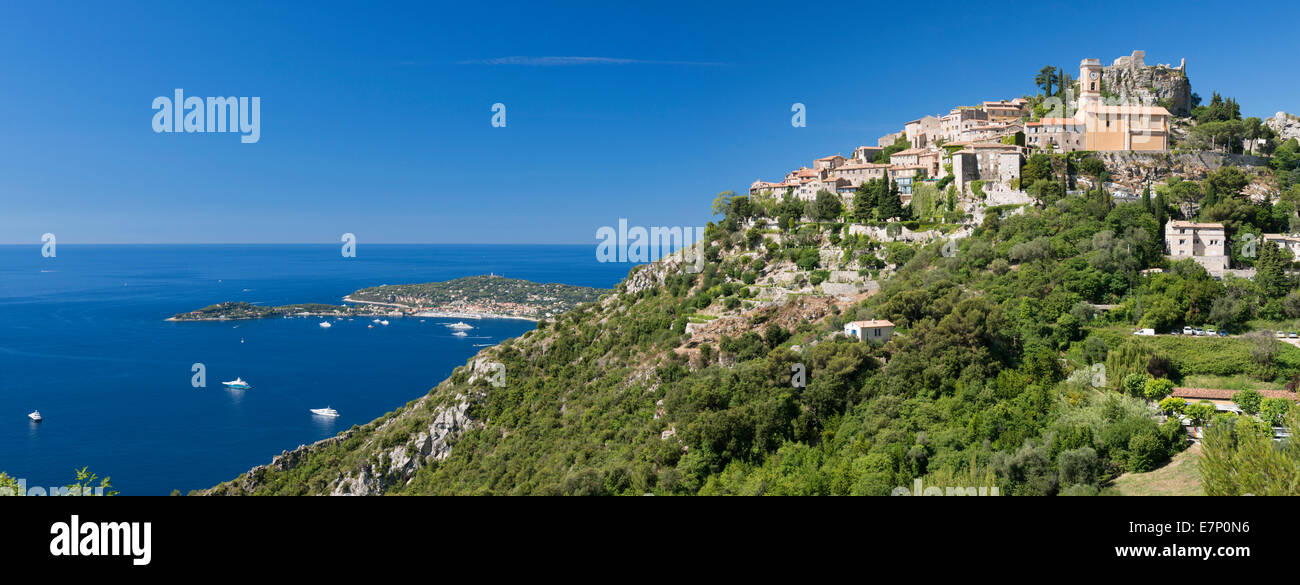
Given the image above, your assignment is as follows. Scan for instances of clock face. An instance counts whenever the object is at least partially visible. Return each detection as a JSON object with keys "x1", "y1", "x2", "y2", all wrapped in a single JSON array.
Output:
[{"x1": 1090, "y1": 71, "x2": 1099, "y2": 80}]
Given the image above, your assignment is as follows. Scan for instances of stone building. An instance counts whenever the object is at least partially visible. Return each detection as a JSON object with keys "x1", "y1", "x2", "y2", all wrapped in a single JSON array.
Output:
[
  {"x1": 940, "y1": 107, "x2": 989, "y2": 143},
  {"x1": 1263, "y1": 233, "x2": 1300, "y2": 261},
  {"x1": 888, "y1": 147, "x2": 942, "y2": 177},
  {"x1": 877, "y1": 130, "x2": 905, "y2": 147},
  {"x1": 814, "y1": 154, "x2": 846, "y2": 171},
  {"x1": 1025, "y1": 117, "x2": 1085, "y2": 152},
  {"x1": 950, "y1": 143, "x2": 1024, "y2": 193},
  {"x1": 1166, "y1": 220, "x2": 1228, "y2": 274},
  {"x1": 904, "y1": 115, "x2": 941, "y2": 148},
  {"x1": 1076, "y1": 57, "x2": 1172, "y2": 151},
  {"x1": 980, "y1": 99, "x2": 1029, "y2": 121},
  {"x1": 852, "y1": 145, "x2": 883, "y2": 163},
  {"x1": 844, "y1": 320, "x2": 894, "y2": 344}
]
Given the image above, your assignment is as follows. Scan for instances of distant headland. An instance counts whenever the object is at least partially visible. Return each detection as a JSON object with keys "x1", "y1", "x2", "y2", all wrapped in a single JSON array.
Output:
[{"x1": 167, "y1": 274, "x2": 609, "y2": 322}]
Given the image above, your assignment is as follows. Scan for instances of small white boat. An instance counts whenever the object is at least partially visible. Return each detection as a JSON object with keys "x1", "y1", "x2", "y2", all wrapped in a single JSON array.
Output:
[
  {"x1": 310, "y1": 406, "x2": 339, "y2": 417},
  {"x1": 452, "y1": 330, "x2": 468, "y2": 337},
  {"x1": 372, "y1": 319, "x2": 381, "y2": 323},
  {"x1": 380, "y1": 320, "x2": 389, "y2": 326},
  {"x1": 319, "y1": 322, "x2": 332, "y2": 328},
  {"x1": 222, "y1": 377, "x2": 251, "y2": 389},
  {"x1": 367, "y1": 324, "x2": 373, "y2": 329},
  {"x1": 28, "y1": 410, "x2": 41, "y2": 422},
  {"x1": 446, "y1": 321, "x2": 474, "y2": 330}
]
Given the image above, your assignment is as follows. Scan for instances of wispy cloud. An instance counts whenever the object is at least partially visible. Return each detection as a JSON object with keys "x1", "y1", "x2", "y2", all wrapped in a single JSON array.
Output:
[{"x1": 458, "y1": 56, "x2": 727, "y2": 67}]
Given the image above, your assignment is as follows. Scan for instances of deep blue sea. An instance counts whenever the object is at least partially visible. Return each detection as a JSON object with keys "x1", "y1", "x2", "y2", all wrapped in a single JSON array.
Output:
[{"x1": 0, "y1": 245, "x2": 631, "y2": 495}]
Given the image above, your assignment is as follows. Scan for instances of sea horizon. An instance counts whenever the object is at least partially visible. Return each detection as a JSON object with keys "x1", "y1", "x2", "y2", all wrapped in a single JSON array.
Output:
[{"x1": 0, "y1": 243, "x2": 632, "y2": 494}]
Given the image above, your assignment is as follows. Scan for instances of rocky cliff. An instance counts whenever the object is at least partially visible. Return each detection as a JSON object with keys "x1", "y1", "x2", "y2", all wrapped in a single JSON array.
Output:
[
  {"x1": 1266, "y1": 112, "x2": 1300, "y2": 142},
  {"x1": 1100, "y1": 50, "x2": 1192, "y2": 116},
  {"x1": 1097, "y1": 151, "x2": 1268, "y2": 186}
]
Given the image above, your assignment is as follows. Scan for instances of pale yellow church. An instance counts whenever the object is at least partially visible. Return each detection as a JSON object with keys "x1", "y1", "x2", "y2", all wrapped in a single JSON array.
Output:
[{"x1": 1073, "y1": 58, "x2": 1170, "y2": 151}]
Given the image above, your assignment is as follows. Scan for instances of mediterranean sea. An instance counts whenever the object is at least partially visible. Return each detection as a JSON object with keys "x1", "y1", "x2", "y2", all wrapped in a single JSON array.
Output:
[{"x1": 0, "y1": 244, "x2": 630, "y2": 495}]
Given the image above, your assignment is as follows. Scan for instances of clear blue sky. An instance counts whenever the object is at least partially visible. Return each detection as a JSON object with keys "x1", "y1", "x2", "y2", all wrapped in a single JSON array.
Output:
[{"x1": 1, "y1": 0, "x2": 1296, "y2": 243}]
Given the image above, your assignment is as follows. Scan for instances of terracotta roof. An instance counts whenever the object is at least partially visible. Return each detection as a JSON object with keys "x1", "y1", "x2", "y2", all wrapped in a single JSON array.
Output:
[
  {"x1": 1026, "y1": 117, "x2": 1083, "y2": 126},
  {"x1": 890, "y1": 147, "x2": 932, "y2": 157},
  {"x1": 1168, "y1": 220, "x2": 1224, "y2": 229},
  {"x1": 848, "y1": 319, "x2": 894, "y2": 328},
  {"x1": 1079, "y1": 104, "x2": 1172, "y2": 116},
  {"x1": 1172, "y1": 388, "x2": 1300, "y2": 401},
  {"x1": 836, "y1": 162, "x2": 891, "y2": 169},
  {"x1": 815, "y1": 154, "x2": 845, "y2": 161}
]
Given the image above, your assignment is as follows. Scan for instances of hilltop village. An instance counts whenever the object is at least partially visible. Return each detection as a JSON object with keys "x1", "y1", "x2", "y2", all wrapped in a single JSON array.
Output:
[
  {"x1": 746, "y1": 50, "x2": 1298, "y2": 280},
  {"x1": 752, "y1": 52, "x2": 1182, "y2": 208},
  {"x1": 208, "y1": 50, "x2": 1300, "y2": 497}
]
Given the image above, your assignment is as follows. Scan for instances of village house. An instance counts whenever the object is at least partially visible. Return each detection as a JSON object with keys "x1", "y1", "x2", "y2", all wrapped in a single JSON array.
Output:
[
  {"x1": 949, "y1": 142, "x2": 1024, "y2": 193},
  {"x1": 877, "y1": 130, "x2": 905, "y2": 147},
  {"x1": 904, "y1": 115, "x2": 941, "y2": 148},
  {"x1": 1263, "y1": 233, "x2": 1300, "y2": 260},
  {"x1": 814, "y1": 154, "x2": 846, "y2": 171},
  {"x1": 954, "y1": 121, "x2": 1022, "y2": 144},
  {"x1": 830, "y1": 162, "x2": 891, "y2": 186},
  {"x1": 940, "y1": 107, "x2": 989, "y2": 143},
  {"x1": 888, "y1": 165, "x2": 927, "y2": 198},
  {"x1": 1025, "y1": 117, "x2": 1085, "y2": 152},
  {"x1": 888, "y1": 147, "x2": 942, "y2": 177},
  {"x1": 1166, "y1": 220, "x2": 1228, "y2": 273},
  {"x1": 844, "y1": 319, "x2": 894, "y2": 343},
  {"x1": 980, "y1": 99, "x2": 1029, "y2": 121},
  {"x1": 852, "y1": 145, "x2": 883, "y2": 163}
]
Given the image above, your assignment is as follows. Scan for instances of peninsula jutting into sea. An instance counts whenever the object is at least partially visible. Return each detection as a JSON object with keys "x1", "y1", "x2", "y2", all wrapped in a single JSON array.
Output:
[{"x1": 167, "y1": 274, "x2": 609, "y2": 322}]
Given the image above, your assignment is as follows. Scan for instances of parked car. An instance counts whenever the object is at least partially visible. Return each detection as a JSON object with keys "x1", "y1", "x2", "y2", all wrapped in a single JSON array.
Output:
[
  {"x1": 1183, "y1": 326, "x2": 1194, "y2": 335},
  {"x1": 1217, "y1": 330, "x2": 1229, "y2": 337},
  {"x1": 1289, "y1": 332, "x2": 1297, "y2": 339},
  {"x1": 1193, "y1": 328, "x2": 1204, "y2": 336},
  {"x1": 1277, "y1": 331, "x2": 1287, "y2": 338},
  {"x1": 1135, "y1": 328, "x2": 1155, "y2": 336}
]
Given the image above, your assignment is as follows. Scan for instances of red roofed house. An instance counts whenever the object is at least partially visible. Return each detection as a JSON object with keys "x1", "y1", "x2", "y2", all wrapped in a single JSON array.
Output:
[{"x1": 845, "y1": 319, "x2": 895, "y2": 344}]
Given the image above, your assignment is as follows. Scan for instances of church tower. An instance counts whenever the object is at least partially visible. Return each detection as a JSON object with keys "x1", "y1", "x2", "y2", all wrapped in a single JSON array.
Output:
[{"x1": 1078, "y1": 58, "x2": 1102, "y2": 111}]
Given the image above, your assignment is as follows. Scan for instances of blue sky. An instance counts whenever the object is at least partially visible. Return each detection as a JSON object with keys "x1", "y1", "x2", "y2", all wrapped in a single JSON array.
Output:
[{"x1": 1, "y1": 0, "x2": 1297, "y2": 243}]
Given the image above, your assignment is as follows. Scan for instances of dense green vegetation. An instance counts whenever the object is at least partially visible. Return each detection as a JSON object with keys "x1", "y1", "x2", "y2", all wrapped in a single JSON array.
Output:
[
  {"x1": 172, "y1": 275, "x2": 609, "y2": 321},
  {"x1": 0, "y1": 468, "x2": 117, "y2": 496},
  {"x1": 209, "y1": 160, "x2": 1300, "y2": 496},
  {"x1": 351, "y1": 275, "x2": 607, "y2": 314},
  {"x1": 170, "y1": 301, "x2": 357, "y2": 320}
]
